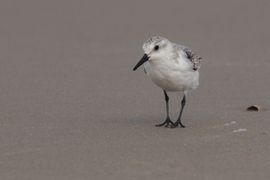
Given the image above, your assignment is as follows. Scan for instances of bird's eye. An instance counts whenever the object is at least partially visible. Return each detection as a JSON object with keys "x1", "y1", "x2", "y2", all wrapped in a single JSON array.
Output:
[{"x1": 154, "y1": 45, "x2": 159, "y2": 51}]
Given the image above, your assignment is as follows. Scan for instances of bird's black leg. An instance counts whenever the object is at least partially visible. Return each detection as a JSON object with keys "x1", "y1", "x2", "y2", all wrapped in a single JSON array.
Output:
[
  {"x1": 156, "y1": 90, "x2": 174, "y2": 127},
  {"x1": 172, "y1": 95, "x2": 186, "y2": 128}
]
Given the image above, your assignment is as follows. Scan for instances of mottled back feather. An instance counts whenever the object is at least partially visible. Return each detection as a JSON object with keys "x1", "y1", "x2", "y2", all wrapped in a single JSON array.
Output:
[{"x1": 174, "y1": 44, "x2": 202, "y2": 71}]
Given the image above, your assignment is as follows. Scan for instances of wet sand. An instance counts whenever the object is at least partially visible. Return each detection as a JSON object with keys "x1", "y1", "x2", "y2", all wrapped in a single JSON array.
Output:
[{"x1": 0, "y1": 0, "x2": 270, "y2": 179}]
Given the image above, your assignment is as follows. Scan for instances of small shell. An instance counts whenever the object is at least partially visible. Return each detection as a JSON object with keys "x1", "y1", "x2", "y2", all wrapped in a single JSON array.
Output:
[{"x1": 246, "y1": 105, "x2": 260, "y2": 112}]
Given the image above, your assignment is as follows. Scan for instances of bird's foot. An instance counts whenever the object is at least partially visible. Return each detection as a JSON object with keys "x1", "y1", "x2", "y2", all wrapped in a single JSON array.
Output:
[
  {"x1": 155, "y1": 117, "x2": 174, "y2": 128},
  {"x1": 171, "y1": 120, "x2": 186, "y2": 128}
]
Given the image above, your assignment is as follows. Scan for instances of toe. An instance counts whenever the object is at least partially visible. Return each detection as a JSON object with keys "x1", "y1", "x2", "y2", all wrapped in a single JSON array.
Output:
[{"x1": 170, "y1": 123, "x2": 178, "y2": 128}]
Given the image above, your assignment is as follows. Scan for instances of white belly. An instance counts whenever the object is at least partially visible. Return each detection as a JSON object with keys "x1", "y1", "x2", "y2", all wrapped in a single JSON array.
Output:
[{"x1": 144, "y1": 61, "x2": 199, "y2": 92}]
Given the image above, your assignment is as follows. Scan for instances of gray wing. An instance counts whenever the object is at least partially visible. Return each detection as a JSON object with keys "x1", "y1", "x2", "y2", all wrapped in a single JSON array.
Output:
[{"x1": 174, "y1": 44, "x2": 202, "y2": 71}]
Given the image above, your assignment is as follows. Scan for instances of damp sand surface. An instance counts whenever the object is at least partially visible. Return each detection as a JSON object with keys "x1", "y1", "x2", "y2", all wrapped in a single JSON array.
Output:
[{"x1": 0, "y1": 0, "x2": 270, "y2": 179}]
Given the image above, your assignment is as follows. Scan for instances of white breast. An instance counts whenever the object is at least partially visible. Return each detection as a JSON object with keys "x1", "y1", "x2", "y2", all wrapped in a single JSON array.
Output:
[{"x1": 144, "y1": 54, "x2": 199, "y2": 92}]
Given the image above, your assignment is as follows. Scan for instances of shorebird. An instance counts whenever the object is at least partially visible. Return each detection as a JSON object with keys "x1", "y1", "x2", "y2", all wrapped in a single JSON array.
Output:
[{"x1": 133, "y1": 36, "x2": 202, "y2": 128}]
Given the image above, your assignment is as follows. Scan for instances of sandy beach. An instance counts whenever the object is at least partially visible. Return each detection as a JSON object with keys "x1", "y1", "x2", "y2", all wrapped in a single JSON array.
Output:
[{"x1": 0, "y1": 0, "x2": 270, "y2": 179}]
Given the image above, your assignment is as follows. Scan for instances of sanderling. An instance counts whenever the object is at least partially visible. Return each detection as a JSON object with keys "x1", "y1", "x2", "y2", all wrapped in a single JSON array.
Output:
[{"x1": 133, "y1": 36, "x2": 202, "y2": 128}]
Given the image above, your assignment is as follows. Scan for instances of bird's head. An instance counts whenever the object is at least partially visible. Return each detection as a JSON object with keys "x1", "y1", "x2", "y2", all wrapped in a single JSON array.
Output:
[{"x1": 133, "y1": 36, "x2": 172, "y2": 71}]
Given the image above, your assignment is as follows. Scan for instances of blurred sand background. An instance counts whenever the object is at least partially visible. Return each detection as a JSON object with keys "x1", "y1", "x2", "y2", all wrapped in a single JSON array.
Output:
[{"x1": 0, "y1": 0, "x2": 270, "y2": 179}]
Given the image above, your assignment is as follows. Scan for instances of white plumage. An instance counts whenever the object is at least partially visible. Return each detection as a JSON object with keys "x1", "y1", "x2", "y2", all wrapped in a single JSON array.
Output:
[
  {"x1": 133, "y1": 36, "x2": 202, "y2": 128},
  {"x1": 143, "y1": 36, "x2": 201, "y2": 92}
]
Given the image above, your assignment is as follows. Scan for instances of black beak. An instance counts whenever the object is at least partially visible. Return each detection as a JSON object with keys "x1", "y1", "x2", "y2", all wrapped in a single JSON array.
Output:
[{"x1": 133, "y1": 54, "x2": 149, "y2": 71}]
